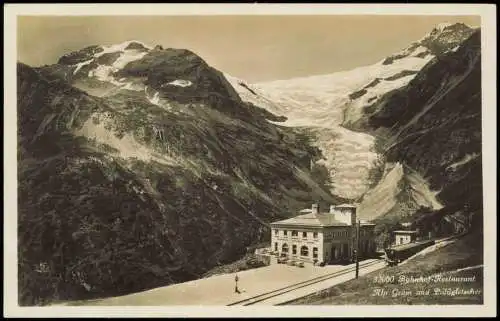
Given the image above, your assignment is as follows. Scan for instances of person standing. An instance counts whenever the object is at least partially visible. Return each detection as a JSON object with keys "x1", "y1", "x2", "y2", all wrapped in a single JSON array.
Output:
[{"x1": 234, "y1": 274, "x2": 240, "y2": 294}]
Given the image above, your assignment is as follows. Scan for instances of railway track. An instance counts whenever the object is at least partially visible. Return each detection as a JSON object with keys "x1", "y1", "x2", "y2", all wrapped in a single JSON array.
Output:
[
  {"x1": 227, "y1": 259, "x2": 384, "y2": 306},
  {"x1": 228, "y1": 234, "x2": 462, "y2": 306}
]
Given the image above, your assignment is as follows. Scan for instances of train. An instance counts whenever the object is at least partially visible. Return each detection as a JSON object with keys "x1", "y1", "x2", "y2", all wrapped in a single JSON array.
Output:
[{"x1": 384, "y1": 239, "x2": 435, "y2": 266}]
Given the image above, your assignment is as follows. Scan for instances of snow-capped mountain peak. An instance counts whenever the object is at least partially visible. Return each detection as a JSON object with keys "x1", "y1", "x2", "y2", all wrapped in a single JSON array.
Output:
[
  {"x1": 98, "y1": 40, "x2": 153, "y2": 53},
  {"x1": 226, "y1": 22, "x2": 477, "y2": 202},
  {"x1": 417, "y1": 22, "x2": 474, "y2": 55},
  {"x1": 53, "y1": 40, "x2": 157, "y2": 95},
  {"x1": 436, "y1": 22, "x2": 455, "y2": 31}
]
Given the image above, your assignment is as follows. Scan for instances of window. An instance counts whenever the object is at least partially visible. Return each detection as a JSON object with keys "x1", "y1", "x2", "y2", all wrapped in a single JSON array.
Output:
[
  {"x1": 292, "y1": 230, "x2": 298, "y2": 237},
  {"x1": 313, "y1": 247, "x2": 318, "y2": 258},
  {"x1": 284, "y1": 230, "x2": 288, "y2": 236},
  {"x1": 282, "y1": 243, "x2": 289, "y2": 253},
  {"x1": 274, "y1": 229, "x2": 278, "y2": 235},
  {"x1": 302, "y1": 231, "x2": 307, "y2": 238},
  {"x1": 300, "y1": 246, "x2": 309, "y2": 257},
  {"x1": 313, "y1": 232, "x2": 318, "y2": 239},
  {"x1": 274, "y1": 242, "x2": 278, "y2": 251},
  {"x1": 292, "y1": 244, "x2": 297, "y2": 255}
]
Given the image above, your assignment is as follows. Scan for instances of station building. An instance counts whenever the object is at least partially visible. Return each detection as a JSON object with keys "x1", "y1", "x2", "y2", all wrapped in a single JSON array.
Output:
[
  {"x1": 392, "y1": 230, "x2": 418, "y2": 246},
  {"x1": 270, "y1": 203, "x2": 376, "y2": 265}
]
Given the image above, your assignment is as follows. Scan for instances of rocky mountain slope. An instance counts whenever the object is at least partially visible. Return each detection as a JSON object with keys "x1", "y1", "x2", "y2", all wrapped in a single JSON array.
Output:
[
  {"x1": 358, "y1": 29, "x2": 482, "y2": 231},
  {"x1": 226, "y1": 23, "x2": 479, "y2": 223},
  {"x1": 17, "y1": 42, "x2": 337, "y2": 305}
]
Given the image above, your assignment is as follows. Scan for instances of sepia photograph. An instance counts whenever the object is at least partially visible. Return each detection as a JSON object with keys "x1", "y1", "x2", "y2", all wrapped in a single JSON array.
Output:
[{"x1": 4, "y1": 3, "x2": 497, "y2": 318}]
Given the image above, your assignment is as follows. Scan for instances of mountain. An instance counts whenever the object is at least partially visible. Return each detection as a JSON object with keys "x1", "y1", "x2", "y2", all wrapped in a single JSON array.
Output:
[
  {"x1": 227, "y1": 22, "x2": 476, "y2": 128},
  {"x1": 17, "y1": 42, "x2": 337, "y2": 305},
  {"x1": 226, "y1": 23, "x2": 478, "y2": 220},
  {"x1": 358, "y1": 29, "x2": 482, "y2": 231},
  {"x1": 17, "y1": 22, "x2": 482, "y2": 305}
]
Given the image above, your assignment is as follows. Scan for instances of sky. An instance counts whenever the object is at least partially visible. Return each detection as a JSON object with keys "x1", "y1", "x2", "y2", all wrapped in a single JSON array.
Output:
[{"x1": 17, "y1": 15, "x2": 480, "y2": 82}]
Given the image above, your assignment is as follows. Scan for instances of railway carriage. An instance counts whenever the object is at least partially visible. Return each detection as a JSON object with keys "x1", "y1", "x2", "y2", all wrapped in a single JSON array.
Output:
[{"x1": 384, "y1": 239, "x2": 435, "y2": 266}]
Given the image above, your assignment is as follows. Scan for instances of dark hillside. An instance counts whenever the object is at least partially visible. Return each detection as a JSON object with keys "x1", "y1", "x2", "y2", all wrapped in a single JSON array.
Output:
[{"x1": 17, "y1": 54, "x2": 336, "y2": 306}]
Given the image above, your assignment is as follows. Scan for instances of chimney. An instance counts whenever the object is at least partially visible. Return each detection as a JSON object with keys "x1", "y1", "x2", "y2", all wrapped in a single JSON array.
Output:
[
  {"x1": 350, "y1": 206, "x2": 357, "y2": 226},
  {"x1": 329, "y1": 205, "x2": 336, "y2": 214},
  {"x1": 311, "y1": 203, "x2": 319, "y2": 215},
  {"x1": 334, "y1": 204, "x2": 358, "y2": 225}
]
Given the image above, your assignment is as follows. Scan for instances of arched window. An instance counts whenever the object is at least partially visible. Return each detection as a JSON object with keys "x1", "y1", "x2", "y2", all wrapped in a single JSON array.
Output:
[
  {"x1": 300, "y1": 246, "x2": 309, "y2": 257},
  {"x1": 282, "y1": 243, "x2": 289, "y2": 253}
]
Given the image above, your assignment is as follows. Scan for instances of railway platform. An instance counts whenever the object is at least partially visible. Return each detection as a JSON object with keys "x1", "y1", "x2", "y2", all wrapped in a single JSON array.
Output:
[{"x1": 65, "y1": 259, "x2": 383, "y2": 306}]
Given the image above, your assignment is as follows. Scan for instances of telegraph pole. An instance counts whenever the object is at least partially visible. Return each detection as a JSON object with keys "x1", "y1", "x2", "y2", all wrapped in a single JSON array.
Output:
[{"x1": 355, "y1": 219, "x2": 360, "y2": 279}]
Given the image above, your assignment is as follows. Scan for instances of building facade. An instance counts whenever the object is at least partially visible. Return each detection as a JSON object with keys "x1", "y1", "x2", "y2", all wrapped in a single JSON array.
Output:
[
  {"x1": 393, "y1": 230, "x2": 418, "y2": 246},
  {"x1": 270, "y1": 204, "x2": 376, "y2": 265}
]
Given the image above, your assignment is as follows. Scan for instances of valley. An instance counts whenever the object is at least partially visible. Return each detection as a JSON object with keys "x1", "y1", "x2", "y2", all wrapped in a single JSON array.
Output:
[{"x1": 17, "y1": 21, "x2": 483, "y2": 306}]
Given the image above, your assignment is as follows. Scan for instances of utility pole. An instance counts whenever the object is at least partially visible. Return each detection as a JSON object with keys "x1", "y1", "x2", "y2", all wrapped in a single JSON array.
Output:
[{"x1": 355, "y1": 219, "x2": 360, "y2": 279}]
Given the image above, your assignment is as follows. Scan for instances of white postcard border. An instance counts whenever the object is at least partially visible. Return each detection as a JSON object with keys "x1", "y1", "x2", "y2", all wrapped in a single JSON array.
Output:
[{"x1": 4, "y1": 3, "x2": 497, "y2": 318}]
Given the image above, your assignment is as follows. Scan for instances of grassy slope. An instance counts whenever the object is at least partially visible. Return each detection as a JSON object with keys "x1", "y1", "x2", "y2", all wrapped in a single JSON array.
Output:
[{"x1": 289, "y1": 232, "x2": 483, "y2": 305}]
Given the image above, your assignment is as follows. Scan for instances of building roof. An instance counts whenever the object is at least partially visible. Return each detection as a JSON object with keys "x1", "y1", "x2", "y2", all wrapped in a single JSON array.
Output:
[
  {"x1": 271, "y1": 213, "x2": 349, "y2": 227},
  {"x1": 335, "y1": 203, "x2": 358, "y2": 208},
  {"x1": 393, "y1": 230, "x2": 418, "y2": 234},
  {"x1": 270, "y1": 212, "x2": 375, "y2": 228}
]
